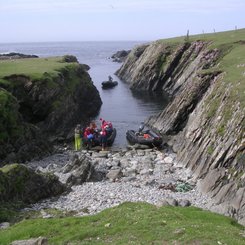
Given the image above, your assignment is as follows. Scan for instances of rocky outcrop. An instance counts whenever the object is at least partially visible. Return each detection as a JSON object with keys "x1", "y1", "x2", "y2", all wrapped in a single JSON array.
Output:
[
  {"x1": 11, "y1": 237, "x2": 48, "y2": 245},
  {"x1": 63, "y1": 154, "x2": 95, "y2": 186},
  {"x1": 0, "y1": 52, "x2": 39, "y2": 60},
  {"x1": 0, "y1": 56, "x2": 102, "y2": 163},
  {"x1": 0, "y1": 164, "x2": 65, "y2": 204},
  {"x1": 111, "y1": 50, "x2": 130, "y2": 63},
  {"x1": 117, "y1": 33, "x2": 245, "y2": 224}
]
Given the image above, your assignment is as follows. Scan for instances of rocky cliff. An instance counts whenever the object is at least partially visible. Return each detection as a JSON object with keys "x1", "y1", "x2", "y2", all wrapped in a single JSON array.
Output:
[
  {"x1": 117, "y1": 29, "x2": 245, "y2": 225},
  {"x1": 0, "y1": 55, "x2": 102, "y2": 163}
]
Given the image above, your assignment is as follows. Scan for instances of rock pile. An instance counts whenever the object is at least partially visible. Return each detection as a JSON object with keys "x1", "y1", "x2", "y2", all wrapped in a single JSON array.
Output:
[{"x1": 25, "y1": 146, "x2": 213, "y2": 217}]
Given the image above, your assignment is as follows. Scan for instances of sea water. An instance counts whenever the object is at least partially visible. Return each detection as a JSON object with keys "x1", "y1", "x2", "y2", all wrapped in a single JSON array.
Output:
[{"x1": 0, "y1": 41, "x2": 168, "y2": 147}]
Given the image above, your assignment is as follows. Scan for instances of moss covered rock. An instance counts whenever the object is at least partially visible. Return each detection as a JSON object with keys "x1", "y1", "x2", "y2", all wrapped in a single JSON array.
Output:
[
  {"x1": 0, "y1": 89, "x2": 23, "y2": 144},
  {"x1": 0, "y1": 56, "x2": 102, "y2": 163},
  {"x1": 0, "y1": 164, "x2": 65, "y2": 203}
]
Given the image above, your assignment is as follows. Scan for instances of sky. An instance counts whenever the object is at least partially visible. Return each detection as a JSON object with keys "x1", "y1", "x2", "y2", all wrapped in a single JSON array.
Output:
[{"x1": 0, "y1": 0, "x2": 244, "y2": 43}]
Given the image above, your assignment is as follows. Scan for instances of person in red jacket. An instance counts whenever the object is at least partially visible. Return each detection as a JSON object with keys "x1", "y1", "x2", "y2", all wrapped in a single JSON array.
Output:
[{"x1": 84, "y1": 122, "x2": 96, "y2": 149}]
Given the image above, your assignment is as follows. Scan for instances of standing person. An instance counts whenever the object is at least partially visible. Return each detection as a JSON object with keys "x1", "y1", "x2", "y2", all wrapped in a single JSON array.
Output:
[
  {"x1": 74, "y1": 124, "x2": 81, "y2": 151},
  {"x1": 90, "y1": 121, "x2": 97, "y2": 131},
  {"x1": 108, "y1": 75, "x2": 113, "y2": 82},
  {"x1": 100, "y1": 118, "x2": 107, "y2": 128},
  {"x1": 100, "y1": 126, "x2": 107, "y2": 151},
  {"x1": 84, "y1": 122, "x2": 96, "y2": 149},
  {"x1": 100, "y1": 118, "x2": 108, "y2": 151}
]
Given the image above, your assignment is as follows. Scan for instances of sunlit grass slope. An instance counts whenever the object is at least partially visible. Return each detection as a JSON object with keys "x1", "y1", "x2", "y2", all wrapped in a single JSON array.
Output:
[
  {"x1": 0, "y1": 57, "x2": 73, "y2": 80},
  {"x1": 0, "y1": 202, "x2": 244, "y2": 245}
]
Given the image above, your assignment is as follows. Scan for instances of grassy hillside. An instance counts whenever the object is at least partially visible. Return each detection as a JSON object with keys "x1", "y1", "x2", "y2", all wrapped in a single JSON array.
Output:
[
  {"x1": 0, "y1": 56, "x2": 74, "y2": 80},
  {"x1": 160, "y1": 28, "x2": 245, "y2": 46},
  {"x1": 0, "y1": 202, "x2": 244, "y2": 244}
]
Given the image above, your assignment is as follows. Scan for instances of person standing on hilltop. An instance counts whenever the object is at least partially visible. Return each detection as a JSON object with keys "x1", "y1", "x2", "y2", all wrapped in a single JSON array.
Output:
[{"x1": 74, "y1": 124, "x2": 82, "y2": 151}]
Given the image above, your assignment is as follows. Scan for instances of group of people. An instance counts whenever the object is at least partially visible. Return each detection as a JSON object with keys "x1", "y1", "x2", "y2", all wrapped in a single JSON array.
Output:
[{"x1": 74, "y1": 118, "x2": 113, "y2": 151}]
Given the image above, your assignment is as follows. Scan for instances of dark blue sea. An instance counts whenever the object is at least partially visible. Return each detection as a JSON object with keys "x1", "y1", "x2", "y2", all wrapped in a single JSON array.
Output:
[{"x1": 0, "y1": 41, "x2": 168, "y2": 147}]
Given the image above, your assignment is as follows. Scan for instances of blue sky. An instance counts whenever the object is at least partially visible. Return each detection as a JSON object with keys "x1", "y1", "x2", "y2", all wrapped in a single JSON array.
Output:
[{"x1": 0, "y1": 0, "x2": 244, "y2": 42}]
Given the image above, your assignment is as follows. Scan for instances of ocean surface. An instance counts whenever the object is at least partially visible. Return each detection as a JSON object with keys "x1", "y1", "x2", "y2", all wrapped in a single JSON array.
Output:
[{"x1": 0, "y1": 41, "x2": 169, "y2": 147}]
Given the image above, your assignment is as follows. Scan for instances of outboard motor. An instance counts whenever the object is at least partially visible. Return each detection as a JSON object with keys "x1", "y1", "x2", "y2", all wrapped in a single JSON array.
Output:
[{"x1": 138, "y1": 122, "x2": 145, "y2": 133}]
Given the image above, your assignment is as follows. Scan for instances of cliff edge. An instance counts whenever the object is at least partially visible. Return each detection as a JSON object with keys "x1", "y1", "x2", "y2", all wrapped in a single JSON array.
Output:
[
  {"x1": 0, "y1": 55, "x2": 102, "y2": 163},
  {"x1": 117, "y1": 29, "x2": 245, "y2": 225}
]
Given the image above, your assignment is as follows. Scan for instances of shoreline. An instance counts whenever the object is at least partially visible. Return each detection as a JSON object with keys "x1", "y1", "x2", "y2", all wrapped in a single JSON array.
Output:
[{"x1": 25, "y1": 146, "x2": 215, "y2": 218}]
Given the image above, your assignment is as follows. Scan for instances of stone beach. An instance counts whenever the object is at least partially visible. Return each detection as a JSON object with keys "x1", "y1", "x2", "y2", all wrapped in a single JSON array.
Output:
[{"x1": 25, "y1": 145, "x2": 215, "y2": 217}]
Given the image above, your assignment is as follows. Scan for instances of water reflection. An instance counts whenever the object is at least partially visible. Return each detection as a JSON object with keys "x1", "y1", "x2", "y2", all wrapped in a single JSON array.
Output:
[{"x1": 130, "y1": 90, "x2": 169, "y2": 109}]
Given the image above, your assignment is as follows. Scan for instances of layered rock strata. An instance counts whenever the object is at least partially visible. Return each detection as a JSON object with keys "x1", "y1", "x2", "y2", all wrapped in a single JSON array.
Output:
[{"x1": 116, "y1": 36, "x2": 245, "y2": 224}]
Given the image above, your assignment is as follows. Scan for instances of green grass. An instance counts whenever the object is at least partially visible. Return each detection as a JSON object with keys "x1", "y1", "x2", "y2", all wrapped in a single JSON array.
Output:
[
  {"x1": 0, "y1": 56, "x2": 82, "y2": 100},
  {"x1": 0, "y1": 56, "x2": 87, "y2": 124},
  {"x1": 0, "y1": 163, "x2": 19, "y2": 173},
  {"x1": 0, "y1": 57, "x2": 78, "y2": 81},
  {"x1": 0, "y1": 202, "x2": 25, "y2": 223},
  {"x1": 0, "y1": 204, "x2": 75, "y2": 224},
  {"x1": 219, "y1": 44, "x2": 245, "y2": 107},
  {"x1": 0, "y1": 202, "x2": 244, "y2": 245},
  {"x1": 158, "y1": 28, "x2": 245, "y2": 46}
]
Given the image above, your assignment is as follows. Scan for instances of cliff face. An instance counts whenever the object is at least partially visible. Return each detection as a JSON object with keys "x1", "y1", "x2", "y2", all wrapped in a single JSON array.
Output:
[
  {"x1": 116, "y1": 41, "x2": 222, "y2": 95},
  {"x1": 117, "y1": 30, "x2": 245, "y2": 224},
  {"x1": 0, "y1": 56, "x2": 102, "y2": 163}
]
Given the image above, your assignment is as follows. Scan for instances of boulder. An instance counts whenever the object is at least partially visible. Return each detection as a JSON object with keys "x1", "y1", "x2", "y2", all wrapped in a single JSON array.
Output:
[
  {"x1": 64, "y1": 155, "x2": 94, "y2": 186},
  {"x1": 0, "y1": 222, "x2": 10, "y2": 229},
  {"x1": 178, "y1": 199, "x2": 191, "y2": 207},
  {"x1": 164, "y1": 156, "x2": 174, "y2": 164},
  {"x1": 156, "y1": 198, "x2": 178, "y2": 207},
  {"x1": 197, "y1": 168, "x2": 226, "y2": 194},
  {"x1": 11, "y1": 237, "x2": 48, "y2": 245},
  {"x1": 106, "y1": 169, "x2": 122, "y2": 181},
  {"x1": 0, "y1": 164, "x2": 65, "y2": 204},
  {"x1": 111, "y1": 50, "x2": 130, "y2": 63}
]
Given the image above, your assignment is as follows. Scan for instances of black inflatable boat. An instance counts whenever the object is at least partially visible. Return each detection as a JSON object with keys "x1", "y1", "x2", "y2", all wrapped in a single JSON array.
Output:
[
  {"x1": 101, "y1": 80, "x2": 118, "y2": 89},
  {"x1": 126, "y1": 128, "x2": 162, "y2": 147}
]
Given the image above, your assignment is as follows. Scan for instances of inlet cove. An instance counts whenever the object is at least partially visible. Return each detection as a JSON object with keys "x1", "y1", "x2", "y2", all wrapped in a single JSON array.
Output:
[{"x1": 0, "y1": 29, "x2": 244, "y2": 244}]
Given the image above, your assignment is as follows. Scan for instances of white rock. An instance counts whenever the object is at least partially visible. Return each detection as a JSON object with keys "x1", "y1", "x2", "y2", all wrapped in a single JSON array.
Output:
[{"x1": 164, "y1": 156, "x2": 173, "y2": 164}]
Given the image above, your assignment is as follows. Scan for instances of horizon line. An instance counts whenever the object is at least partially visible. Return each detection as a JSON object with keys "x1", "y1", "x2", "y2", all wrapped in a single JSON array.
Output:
[{"x1": 0, "y1": 40, "x2": 150, "y2": 45}]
